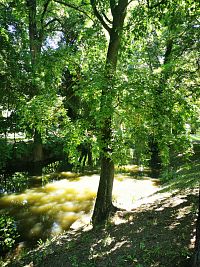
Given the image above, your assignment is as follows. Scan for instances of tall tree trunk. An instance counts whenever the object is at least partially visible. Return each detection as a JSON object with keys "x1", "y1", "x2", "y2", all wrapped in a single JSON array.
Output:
[
  {"x1": 27, "y1": 0, "x2": 43, "y2": 161},
  {"x1": 150, "y1": 39, "x2": 173, "y2": 167},
  {"x1": 27, "y1": 0, "x2": 39, "y2": 66},
  {"x1": 192, "y1": 186, "x2": 200, "y2": 267},
  {"x1": 92, "y1": 0, "x2": 128, "y2": 225},
  {"x1": 92, "y1": 116, "x2": 115, "y2": 224},
  {"x1": 33, "y1": 129, "x2": 43, "y2": 162}
]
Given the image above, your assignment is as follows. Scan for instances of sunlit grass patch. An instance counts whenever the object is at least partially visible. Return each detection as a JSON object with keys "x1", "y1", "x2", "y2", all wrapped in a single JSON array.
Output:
[
  {"x1": 190, "y1": 134, "x2": 200, "y2": 142},
  {"x1": 115, "y1": 165, "x2": 139, "y2": 173},
  {"x1": 160, "y1": 161, "x2": 200, "y2": 192},
  {"x1": 115, "y1": 164, "x2": 150, "y2": 174}
]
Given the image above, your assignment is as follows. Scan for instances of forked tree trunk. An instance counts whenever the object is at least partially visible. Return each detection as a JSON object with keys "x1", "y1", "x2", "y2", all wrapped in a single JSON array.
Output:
[{"x1": 92, "y1": 0, "x2": 128, "y2": 225}]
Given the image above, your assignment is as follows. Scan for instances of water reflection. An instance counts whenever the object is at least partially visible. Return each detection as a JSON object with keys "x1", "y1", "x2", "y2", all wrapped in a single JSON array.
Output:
[
  {"x1": 0, "y1": 174, "x2": 99, "y2": 247},
  {"x1": 0, "y1": 169, "x2": 159, "y2": 249}
]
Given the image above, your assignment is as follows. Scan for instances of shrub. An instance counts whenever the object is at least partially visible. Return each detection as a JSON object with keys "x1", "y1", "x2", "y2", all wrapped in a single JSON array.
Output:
[
  {"x1": 0, "y1": 214, "x2": 19, "y2": 252},
  {"x1": 0, "y1": 139, "x2": 12, "y2": 170}
]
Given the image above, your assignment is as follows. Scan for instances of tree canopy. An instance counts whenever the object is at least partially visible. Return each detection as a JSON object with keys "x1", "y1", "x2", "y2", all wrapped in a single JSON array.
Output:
[{"x1": 1, "y1": 0, "x2": 200, "y2": 265}]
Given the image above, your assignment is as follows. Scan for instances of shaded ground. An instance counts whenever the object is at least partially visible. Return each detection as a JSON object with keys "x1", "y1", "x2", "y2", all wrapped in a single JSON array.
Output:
[
  {"x1": 3, "y1": 190, "x2": 199, "y2": 266},
  {"x1": 1, "y1": 150, "x2": 200, "y2": 267}
]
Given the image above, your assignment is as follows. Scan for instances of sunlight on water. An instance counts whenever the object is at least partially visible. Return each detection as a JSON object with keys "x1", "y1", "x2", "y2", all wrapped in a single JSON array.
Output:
[{"x1": 0, "y1": 171, "x2": 159, "y2": 246}]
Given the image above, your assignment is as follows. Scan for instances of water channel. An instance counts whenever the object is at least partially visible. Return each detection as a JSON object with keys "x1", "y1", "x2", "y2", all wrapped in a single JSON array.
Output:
[{"x1": 0, "y1": 164, "x2": 160, "y2": 251}]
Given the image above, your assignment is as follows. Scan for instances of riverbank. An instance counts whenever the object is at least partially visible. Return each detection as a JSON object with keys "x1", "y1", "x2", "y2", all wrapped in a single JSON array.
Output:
[{"x1": 2, "y1": 160, "x2": 199, "y2": 267}]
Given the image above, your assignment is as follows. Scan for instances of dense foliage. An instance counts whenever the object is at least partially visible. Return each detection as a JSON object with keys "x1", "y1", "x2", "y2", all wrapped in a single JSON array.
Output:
[
  {"x1": 0, "y1": 214, "x2": 19, "y2": 252},
  {"x1": 0, "y1": 0, "x2": 200, "y2": 263}
]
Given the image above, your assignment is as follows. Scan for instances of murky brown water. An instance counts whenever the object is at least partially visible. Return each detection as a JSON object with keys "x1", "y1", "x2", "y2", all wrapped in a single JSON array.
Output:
[{"x1": 0, "y1": 168, "x2": 159, "y2": 248}]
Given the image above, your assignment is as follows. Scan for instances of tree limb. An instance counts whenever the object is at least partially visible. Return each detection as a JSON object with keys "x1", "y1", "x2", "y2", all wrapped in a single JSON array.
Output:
[
  {"x1": 0, "y1": 3, "x2": 6, "y2": 8},
  {"x1": 110, "y1": 0, "x2": 116, "y2": 16},
  {"x1": 41, "y1": 0, "x2": 51, "y2": 26},
  {"x1": 54, "y1": 0, "x2": 93, "y2": 21},
  {"x1": 148, "y1": 0, "x2": 166, "y2": 9},
  {"x1": 102, "y1": 12, "x2": 112, "y2": 25},
  {"x1": 164, "y1": 39, "x2": 173, "y2": 64},
  {"x1": 90, "y1": 0, "x2": 111, "y2": 33},
  {"x1": 45, "y1": 17, "x2": 62, "y2": 28}
]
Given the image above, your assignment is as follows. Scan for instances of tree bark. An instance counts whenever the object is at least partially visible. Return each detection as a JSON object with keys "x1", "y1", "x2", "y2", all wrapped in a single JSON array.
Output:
[
  {"x1": 27, "y1": 0, "x2": 44, "y2": 161},
  {"x1": 92, "y1": 0, "x2": 128, "y2": 225},
  {"x1": 192, "y1": 186, "x2": 200, "y2": 267},
  {"x1": 27, "y1": 0, "x2": 39, "y2": 66},
  {"x1": 33, "y1": 129, "x2": 43, "y2": 162}
]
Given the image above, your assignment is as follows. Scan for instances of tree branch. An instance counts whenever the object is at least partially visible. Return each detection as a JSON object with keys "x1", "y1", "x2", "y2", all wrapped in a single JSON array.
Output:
[
  {"x1": 110, "y1": 0, "x2": 116, "y2": 16},
  {"x1": 148, "y1": 0, "x2": 166, "y2": 9},
  {"x1": 90, "y1": 0, "x2": 111, "y2": 33},
  {"x1": 41, "y1": 0, "x2": 51, "y2": 26},
  {"x1": 102, "y1": 12, "x2": 112, "y2": 25},
  {"x1": 164, "y1": 39, "x2": 173, "y2": 64},
  {"x1": 0, "y1": 3, "x2": 6, "y2": 8},
  {"x1": 45, "y1": 17, "x2": 62, "y2": 28},
  {"x1": 54, "y1": 0, "x2": 93, "y2": 21},
  {"x1": 116, "y1": 0, "x2": 129, "y2": 15}
]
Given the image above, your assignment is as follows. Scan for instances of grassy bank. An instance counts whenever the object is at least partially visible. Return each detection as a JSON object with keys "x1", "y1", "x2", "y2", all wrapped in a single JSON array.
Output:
[{"x1": 1, "y1": 154, "x2": 199, "y2": 267}]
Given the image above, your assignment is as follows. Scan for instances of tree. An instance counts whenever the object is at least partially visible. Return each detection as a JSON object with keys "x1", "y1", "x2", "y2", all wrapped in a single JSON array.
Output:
[
  {"x1": 125, "y1": 2, "x2": 200, "y2": 264},
  {"x1": 146, "y1": 0, "x2": 200, "y2": 166},
  {"x1": 19, "y1": 0, "x2": 77, "y2": 162},
  {"x1": 52, "y1": 0, "x2": 200, "y2": 225},
  {"x1": 1, "y1": 0, "x2": 199, "y2": 236},
  {"x1": 0, "y1": 1, "x2": 28, "y2": 136},
  {"x1": 26, "y1": 0, "x2": 52, "y2": 161},
  {"x1": 53, "y1": 0, "x2": 129, "y2": 224},
  {"x1": 89, "y1": 0, "x2": 129, "y2": 225},
  {"x1": 119, "y1": 0, "x2": 200, "y2": 167}
]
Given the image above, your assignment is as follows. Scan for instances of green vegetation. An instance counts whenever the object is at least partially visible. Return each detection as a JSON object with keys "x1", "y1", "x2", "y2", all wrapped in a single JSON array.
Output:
[
  {"x1": 0, "y1": 214, "x2": 19, "y2": 252},
  {"x1": 0, "y1": 0, "x2": 200, "y2": 266}
]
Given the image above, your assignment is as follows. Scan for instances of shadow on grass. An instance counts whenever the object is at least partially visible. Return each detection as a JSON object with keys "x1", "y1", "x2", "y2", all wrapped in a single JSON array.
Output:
[
  {"x1": 7, "y1": 188, "x2": 198, "y2": 267},
  {"x1": 159, "y1": 160, "x2": 200, "y2": 193},
  {"x1": 5, "y1": 148, "x2": 200, "y2": 267}
]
